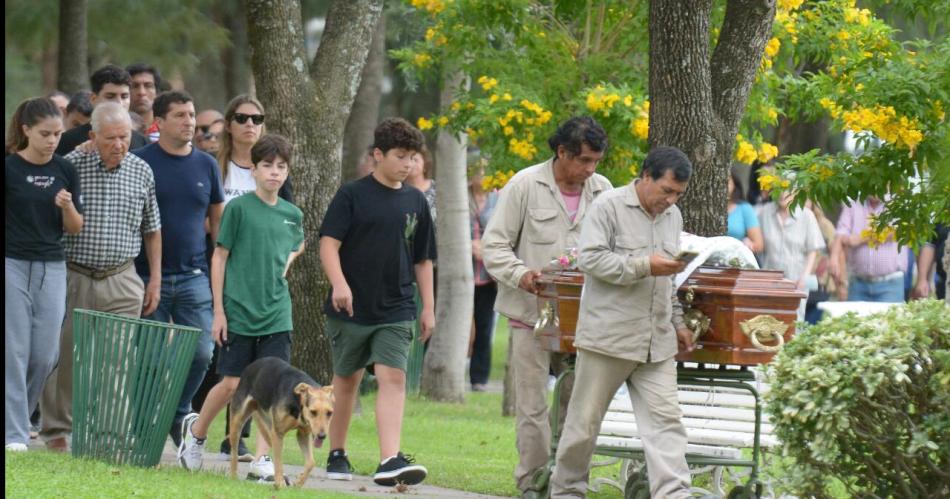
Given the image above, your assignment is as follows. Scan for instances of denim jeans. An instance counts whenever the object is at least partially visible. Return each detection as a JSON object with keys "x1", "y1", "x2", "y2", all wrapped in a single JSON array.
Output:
[
  {"x1": 141, "y1": 271, "x2": 214, "y2": 423},
  {"x1": 848, "y1": 275, "x2": 905, "y2": 303}
]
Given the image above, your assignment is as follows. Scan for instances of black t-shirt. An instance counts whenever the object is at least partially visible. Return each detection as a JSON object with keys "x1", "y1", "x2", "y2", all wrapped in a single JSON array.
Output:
[
  {"x1": 320, "y1": 174, "x2": 437, "y2": 325},
  {"x1": 56, "y1": 123, "x2": 148, "y2": 156},
  {"x1": 5, "y1": 153, "x2": 84, "y2": 261}
]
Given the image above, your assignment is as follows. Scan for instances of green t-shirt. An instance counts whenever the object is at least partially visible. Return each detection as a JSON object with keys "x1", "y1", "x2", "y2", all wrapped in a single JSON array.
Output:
[{"x1": 217, "y1": 192, "x2": 305, "y2": 336}]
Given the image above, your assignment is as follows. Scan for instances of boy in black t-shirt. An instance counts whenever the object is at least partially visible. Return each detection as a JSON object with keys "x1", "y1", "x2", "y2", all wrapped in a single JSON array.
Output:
[{"x1": 319, "y1": 118, "x2": 435, "y2": 486}]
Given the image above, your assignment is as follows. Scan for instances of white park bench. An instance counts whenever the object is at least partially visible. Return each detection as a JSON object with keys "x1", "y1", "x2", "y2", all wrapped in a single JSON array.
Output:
[{"x1": 589, "y1": 364, "x2": 777, "y2": 498}]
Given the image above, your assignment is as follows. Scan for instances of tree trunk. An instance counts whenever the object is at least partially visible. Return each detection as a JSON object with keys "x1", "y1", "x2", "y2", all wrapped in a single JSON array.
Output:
[
  {"x1": 420, "y1": 73, "x2": 472, "y2": 402},
  {"x1": 246, "y1": 0, "x2": 383, "y2": 385},
  {"x1": 342, "y1": 15, "x2": 385, "y2": 181},
  {"x1": 57, "y1": 0, "x2": 88, "y2": 94},
  {"x1": 649, "y1": 0, "x2": 774, "y2": 236}
]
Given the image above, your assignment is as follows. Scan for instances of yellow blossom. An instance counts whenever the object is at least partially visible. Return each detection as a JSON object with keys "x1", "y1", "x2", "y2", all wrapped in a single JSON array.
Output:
[
  {"x1": 765, "y1": 37, "x2": 781, "y2": 58},
  {"x1": 450, "y1": 101, "x2": 461, "y2": 111},
  {"x1": 417, "y1": 117, "x2": 433, "y2": 130},
  {"x1": 489, "y1": 94, "x2": 499, "y2": 104},
  {"x1": 502, "y1": 93, "x2": 512, "y2": 101},
  {"x1": 758, "y1": 173, "x2": 777, "y2": 192},
  {"x1": 735, "y1": 140, "x2": 758, "y2": 165},
  {"x1": 758, "y1": 143, "x2": 779, "y2": 163},
  {"x1": 623, "y1": 95, "x2": 633, "y2": 107},
  {"x1": 477, "y1": 76, "x2": 498, "y2": 91},
  {"x1": 413, "y1": 53, "x2": 432, "y2": 68},
  {"x1": 437, "y1": 116, "x2": 449, "y2": 127},
  {"x1": 777, "y1": 0, "x2": 804, "y2": 11},
  {"x1": 503, "y1": 125, "x2": 514, "y2": 136},
  {"x1": 837, "y1": 30, "x2": 851, "y2": 42},
  {"x1": 631, "y1": 118, "x2": 649, "y2": 140}
]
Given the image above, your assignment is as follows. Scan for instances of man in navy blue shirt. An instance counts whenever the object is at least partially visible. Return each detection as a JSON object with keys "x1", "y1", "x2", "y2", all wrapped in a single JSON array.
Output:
[{"x1": 132, "y1": 90, "x2": 224, "y2": 446}]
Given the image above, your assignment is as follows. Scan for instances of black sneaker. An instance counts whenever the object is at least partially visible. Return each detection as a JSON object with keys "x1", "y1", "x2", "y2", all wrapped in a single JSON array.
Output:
[
  {"x1": 326, "y1": 448, "x2": 353, "y2": 481},
  {"x1": 169, "y1": 417, "x2": 183, "y2": 448},
  {"x1": 220, "y1": 437, "x2": 254, "y2": 462},
  {"x1": 373, "y1": 452, "x2": 427, "y2": 486}
]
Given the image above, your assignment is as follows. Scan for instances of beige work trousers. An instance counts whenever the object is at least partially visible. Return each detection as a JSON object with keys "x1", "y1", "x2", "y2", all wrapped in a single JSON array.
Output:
[
  {"x1": 510, "y1": 325, "x2": 574, "y2": 493},
  {"x1": 39, "y1": 265, "x2": 144, "y2": 441},
  {"x1": 550, "y1": 349, "x2": 690, "y2": 499}
]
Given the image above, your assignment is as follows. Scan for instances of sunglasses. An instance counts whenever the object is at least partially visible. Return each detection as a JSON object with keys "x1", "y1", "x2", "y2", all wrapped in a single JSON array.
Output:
[
  {"x1": 197, "y1": 126, "x2": 219, "y2": 141},
  {"x1": 233, "y1": 113, "x2": 265, "y2": 125}
]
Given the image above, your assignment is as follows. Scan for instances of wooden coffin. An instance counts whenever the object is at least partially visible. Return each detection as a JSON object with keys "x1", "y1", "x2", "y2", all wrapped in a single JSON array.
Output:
[
  {"x1": 534, "y1": 269, "x2": 583, "y2": 354},
  {"x1": 534, "y1": 266, "x2": 806, "y2": 365},
  {"x1": 674, "y1": 267, "x2": 807, "y2": 365}
]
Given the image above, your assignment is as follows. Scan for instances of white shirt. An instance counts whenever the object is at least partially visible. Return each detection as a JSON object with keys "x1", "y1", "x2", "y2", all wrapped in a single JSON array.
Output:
[{"x1": 222, "y1": 160, "x2": 256, "y2": 205}]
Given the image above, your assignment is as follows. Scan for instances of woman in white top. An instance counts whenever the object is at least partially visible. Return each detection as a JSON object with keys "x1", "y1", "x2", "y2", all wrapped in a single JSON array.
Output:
[{"x1": 216, "y1": 94, "x2": 293, "y2": 205}]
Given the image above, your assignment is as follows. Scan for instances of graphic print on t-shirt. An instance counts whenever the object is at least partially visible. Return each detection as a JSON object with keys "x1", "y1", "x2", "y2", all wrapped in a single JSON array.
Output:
[{"x1": 26, "y1": 175, "x2": 57, "y2": 189}]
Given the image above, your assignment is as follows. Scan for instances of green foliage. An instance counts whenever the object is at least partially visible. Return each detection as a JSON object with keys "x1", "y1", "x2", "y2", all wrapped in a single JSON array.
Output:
[
  {"x1": 765, "y1": 299, "x2": 950, "y2": 498},
  {"x1": 5, "y1": 0, "x2": 230, "y2": 123},
  {"x1": 763, "y1": 1, "x2": 950, "y2": 248},
  {"x1": 395, "y1": 0, "x2": 948, "y2": 246}
]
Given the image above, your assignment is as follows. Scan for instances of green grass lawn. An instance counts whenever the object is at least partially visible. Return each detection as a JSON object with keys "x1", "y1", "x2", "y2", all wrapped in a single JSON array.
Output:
[
  {"x1": 3, "y1": 319, "x2": 625, "y2": 498},
  {"x1": 4, "y1": 450, "x2": 353, "y2": 498}
]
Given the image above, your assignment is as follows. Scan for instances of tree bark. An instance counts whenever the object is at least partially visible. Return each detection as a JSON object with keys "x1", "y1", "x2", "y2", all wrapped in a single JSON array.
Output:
[
  {"x1": 57, "y1": 0, "x2": 89, "y2": 94},
  {"x1": 246, "y1": 0, "x2": 383, "y2": 384},
  {"x1": 342, "y1": 15, "x2": 385, "y2": 181},
  {"x1": 649, "y1": 0, "x2": 775, "y2": 236},
  {"x1": 420, "y1": 73, "x2": 472, "y2": 403}
]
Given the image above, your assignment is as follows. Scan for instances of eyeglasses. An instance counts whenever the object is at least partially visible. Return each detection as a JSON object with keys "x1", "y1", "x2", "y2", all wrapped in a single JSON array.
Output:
[
  {"x1": 197, "y1": 126, "x2": 220, "y2": 141},
  {"x1": 233, "y1": 113, "x2": 265, "y2": 125}
]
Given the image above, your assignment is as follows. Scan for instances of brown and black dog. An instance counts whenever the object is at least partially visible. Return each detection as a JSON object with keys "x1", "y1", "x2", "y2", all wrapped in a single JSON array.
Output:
[{"x1": 228, "y1": 357, "x2": 334, "y2": 489}]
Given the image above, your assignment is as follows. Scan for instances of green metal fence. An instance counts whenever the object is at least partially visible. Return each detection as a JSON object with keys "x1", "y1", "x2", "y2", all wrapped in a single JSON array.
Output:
[{"x1": 71, "y1": 309, "x2": 200, "y2": 467}]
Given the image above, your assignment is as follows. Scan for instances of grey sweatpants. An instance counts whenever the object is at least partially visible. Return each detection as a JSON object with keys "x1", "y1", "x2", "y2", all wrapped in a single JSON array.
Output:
[{"x1": 5, "y1": 258, "x2": 67, "y2": 446}]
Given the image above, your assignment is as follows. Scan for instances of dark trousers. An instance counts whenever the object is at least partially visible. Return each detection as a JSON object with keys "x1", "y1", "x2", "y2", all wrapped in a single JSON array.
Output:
[
  {"x1": 191, "y1": 344, "x2": 250, "y2": 440},
  {"x1": 469, "y1": 282, "x2": 498, "y2": 385}
]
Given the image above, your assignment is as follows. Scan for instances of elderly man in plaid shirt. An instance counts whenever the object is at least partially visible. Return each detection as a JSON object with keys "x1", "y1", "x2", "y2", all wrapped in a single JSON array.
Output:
[{"x1": 39, "y1": 101, "x2": 162, "y2": 452}]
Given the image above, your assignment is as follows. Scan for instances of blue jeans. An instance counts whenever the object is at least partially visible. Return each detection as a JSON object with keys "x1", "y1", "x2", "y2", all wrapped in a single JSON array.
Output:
[
  {"x1": 848, "y1": 275, "x2": 905, "y2": 303},
  {"x1": 142, "y1": 271, "x2": 214, "y2": 422}
]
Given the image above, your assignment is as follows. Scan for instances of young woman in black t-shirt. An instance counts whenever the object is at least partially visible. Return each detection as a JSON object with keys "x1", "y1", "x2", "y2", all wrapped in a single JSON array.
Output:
[{"x1": 4, "y1": 97, "x2": 83, "y2": 451}]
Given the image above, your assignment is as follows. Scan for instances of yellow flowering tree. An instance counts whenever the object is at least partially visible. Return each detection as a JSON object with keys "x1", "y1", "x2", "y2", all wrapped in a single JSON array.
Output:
[
  {"x1": 394, "y1": 0, "x2": 949, "y2": 244},
  {"x1": 760, "y1": 0, "x2": 950, "y2": 247}
]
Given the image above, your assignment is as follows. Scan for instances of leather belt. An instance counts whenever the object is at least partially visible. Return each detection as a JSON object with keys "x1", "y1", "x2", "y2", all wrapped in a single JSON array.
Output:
[
  {"x1": 67, "y1": 260, "x2": 134, "y2": 281},
  {"x1": 853, "y1": 271, "x2": 903, "y2": 283}
]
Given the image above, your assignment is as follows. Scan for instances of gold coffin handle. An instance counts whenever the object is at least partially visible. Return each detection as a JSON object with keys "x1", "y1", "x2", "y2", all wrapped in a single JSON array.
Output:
[
  {"x1": 682, "y1": 285, "x2": 710, "y2": 343},
  {"x1": 534, "y1": 301, "x2": 559, "y2": 336},
  {"x1": 739, "y1": 315, "x2": 787, "y2": 352}
]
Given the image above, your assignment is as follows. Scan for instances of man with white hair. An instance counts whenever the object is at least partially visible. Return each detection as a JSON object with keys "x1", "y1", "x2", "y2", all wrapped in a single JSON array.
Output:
[{"x1": 39, "y1": 102, "x2": 162, "y2": 452}]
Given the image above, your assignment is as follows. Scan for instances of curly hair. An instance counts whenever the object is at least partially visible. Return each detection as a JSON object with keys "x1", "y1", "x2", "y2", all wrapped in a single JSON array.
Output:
[{"x1": 373, "y1": 117, "x2": 425, "y2": 154}]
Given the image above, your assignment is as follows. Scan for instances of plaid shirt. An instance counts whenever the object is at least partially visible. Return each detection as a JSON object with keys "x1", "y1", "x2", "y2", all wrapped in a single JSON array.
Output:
[{"x1": 63, "y1": 150, "x2": 161, "y2": 269}]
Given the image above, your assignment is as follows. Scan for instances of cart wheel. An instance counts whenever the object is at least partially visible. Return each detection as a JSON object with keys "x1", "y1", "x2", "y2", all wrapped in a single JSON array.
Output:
[
  {"x1": 726, "y1": 485, "x2": 751, "y2": 499},
  {"x1": 623, "y1": 466, "x2": 650, "y2": 499}
]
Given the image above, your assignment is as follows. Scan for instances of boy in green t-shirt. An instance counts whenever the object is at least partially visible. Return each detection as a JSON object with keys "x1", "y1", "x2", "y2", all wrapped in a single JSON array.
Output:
[{"x1": 177, "y1": 134, "x2": 305, "y2": 483}]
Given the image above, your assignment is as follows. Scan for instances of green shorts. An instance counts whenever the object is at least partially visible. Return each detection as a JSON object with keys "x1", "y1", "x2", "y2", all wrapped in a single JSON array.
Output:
[{"x1": 327, "y1": 317, "x2": 414, "y2": 376}]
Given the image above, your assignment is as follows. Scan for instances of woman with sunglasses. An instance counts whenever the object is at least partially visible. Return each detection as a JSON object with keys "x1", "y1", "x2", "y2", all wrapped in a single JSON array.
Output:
[{"x1": 217, "y1": 95, "x2": 293, "y2": 204}]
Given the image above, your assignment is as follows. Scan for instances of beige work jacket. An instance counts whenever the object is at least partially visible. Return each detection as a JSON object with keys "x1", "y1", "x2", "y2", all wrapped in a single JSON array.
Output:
[
  {"x1": 482, "y1": 158, "x2": 612, "y2": 324},
  {"x1": 574, "y1": 183, "x2": 686, "y2": 363}
]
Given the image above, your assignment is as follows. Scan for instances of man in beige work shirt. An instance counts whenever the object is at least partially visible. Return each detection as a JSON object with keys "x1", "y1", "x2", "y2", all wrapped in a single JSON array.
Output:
[
  {"x1": 482, "y1": 116, "x2": 612, "y2": 498},
  {"x1": 550, "y1": 146, "x2": 696, "y2": 499}
]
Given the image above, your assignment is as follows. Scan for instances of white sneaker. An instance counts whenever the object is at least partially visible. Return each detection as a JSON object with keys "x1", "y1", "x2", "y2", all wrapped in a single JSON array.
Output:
[
  {"x1": 177, "y1": 413, "x2": 204, "y2": 471},
  {"x1": 5, "y1": 443, "x2": 28, "y2": 452},
  {"x1": 248, "y1": 455, "x2": 276, "y2": 482}
]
